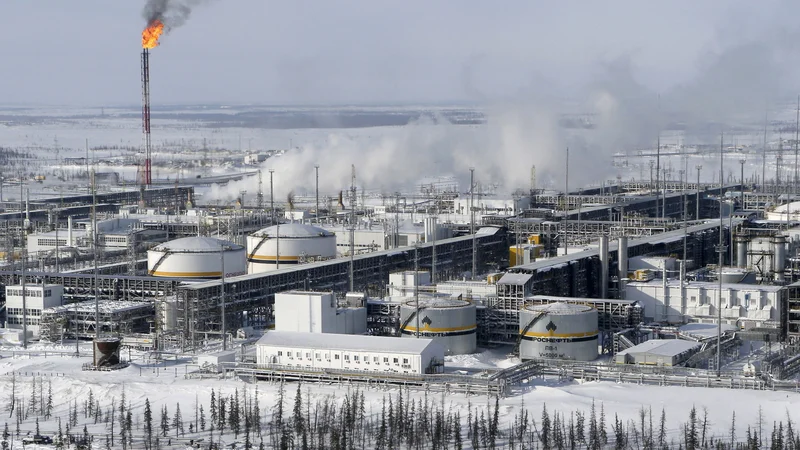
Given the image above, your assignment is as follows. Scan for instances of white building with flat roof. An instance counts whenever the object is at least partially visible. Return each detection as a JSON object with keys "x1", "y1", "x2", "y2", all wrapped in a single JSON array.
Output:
[
  {"x1": 4, "y1": 284, "x2": 63, "y2": 337},
  {"x1": 255, "y1": 331, "x2": 444, "y2": 374},
  {"x1": 625, "y1": 279, "x2": 783, "y2": 327},
  {"x1": 274, "y1": 291, "x2": 366, "y2": 335}
]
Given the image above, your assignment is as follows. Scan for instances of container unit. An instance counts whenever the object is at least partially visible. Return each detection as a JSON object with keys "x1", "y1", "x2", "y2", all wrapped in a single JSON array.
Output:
[
  {"x1": 147, "y1": 236, "x2": 246, "y2": 278},
  {"x1": 519, "y1": 303, "x2": 598, "y2": 361},
  {"x1": 399, "y1": 297, "x2": 477, "y2": 355},
  {"x1": 247, "y1": 223, "x2": 336, "y2": 274}
]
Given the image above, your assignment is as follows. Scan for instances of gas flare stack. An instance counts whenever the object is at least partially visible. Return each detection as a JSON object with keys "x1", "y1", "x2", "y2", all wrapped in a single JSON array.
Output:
[{"x1": 140, "y1": 20, "x2": 164, "y2": 187}]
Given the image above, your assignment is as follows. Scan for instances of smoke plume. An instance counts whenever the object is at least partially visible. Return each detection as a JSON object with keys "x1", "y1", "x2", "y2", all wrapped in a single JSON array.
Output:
[{"x1": 143, "y1": 0, "x2": 204, "y2": 29}]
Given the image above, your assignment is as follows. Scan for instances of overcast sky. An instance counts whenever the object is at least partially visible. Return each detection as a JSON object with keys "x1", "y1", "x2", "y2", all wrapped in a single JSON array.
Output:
[{"x1": 0, "y1": 0, "x2": 797, "y2": 106}]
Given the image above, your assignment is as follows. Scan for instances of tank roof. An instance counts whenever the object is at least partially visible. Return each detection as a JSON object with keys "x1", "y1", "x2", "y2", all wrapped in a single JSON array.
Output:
[
  {"x1": 253, "y1": 223, "x2": 334, "y2": 238},
  {"x1": 402, "y1": 297, "x2": 473, "y2": 309},
  {"x1": 524, "y1": 302, "x2": 594, "y2": 314},
  {"x1": 153, "y1": 236, "x2": 242, "y2": 252}
]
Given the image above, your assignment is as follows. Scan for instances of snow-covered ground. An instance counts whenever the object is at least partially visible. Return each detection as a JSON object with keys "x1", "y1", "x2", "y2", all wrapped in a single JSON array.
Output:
[{"x1": 0, "y1": 342, "x2": 797, "y2": 449}]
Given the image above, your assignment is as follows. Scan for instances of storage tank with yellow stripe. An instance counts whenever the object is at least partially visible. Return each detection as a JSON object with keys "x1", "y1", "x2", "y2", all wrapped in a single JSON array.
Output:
[
  {"x1": 400, "y1": 297, "x2": 476, "y2": 355},
  {"x1": 247, "y1": 223, "x2": 336, "y2": 274},
  {"x1": 519, "y1": 303, "x2": 598, "y2": 361},
  {"x1": 148, "y1": 237, "x2": 246, "y2": 278}
]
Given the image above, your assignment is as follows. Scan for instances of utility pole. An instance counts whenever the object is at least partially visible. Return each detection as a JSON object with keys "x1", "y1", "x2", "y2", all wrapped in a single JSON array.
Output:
[
  {"x1": 315, "y1": 164, "x2": 320, "y2": 223},
  {"x1": 92, "y1": 169, "x2": 99, "y2": 340},
  {"x1": 564, "y1": 147, "x2": 569, "y2": 255},
  {"x1": 656, "y1": 134, "x2": 661, "y2": 219},
  {"x1": 763, "y1": 109, "x2": 768, "y2": 193},
  {"x1": 256, "y1": 169, "x2": 263, "y2": 209},
  {"x1": 269, "y1": 169, "x2": 275, "y2": 225},
  {"x1": 414, "y1": 244, "x2": 419, "y2": 338},
  {"x1": 20, "y1": 183, "x2": 27, "y2": 349},
  {"x1": 739, "y1": 159, "x2": 746, "y2": 209},
  {"x1": 696, "y1": 165, "x2": 702, "y2": 219},
  {"x1": 470, "y1": 167, "x2": 476, "y2": 279},
  {"x1": 349, "y1": 165, "x2": 356, "y2": 292},
  {"x1": 220, "y1": 244, "x2": 226, "y2": 351},
  {"x1": 716, "y1": 132, "x2": 726, "y2": 378},
  {"x1": 649, "y1": 160, "x2": 655, "y2": 196}
]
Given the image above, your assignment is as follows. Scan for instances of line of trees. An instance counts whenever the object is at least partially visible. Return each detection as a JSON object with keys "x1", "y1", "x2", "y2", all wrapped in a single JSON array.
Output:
[{"x1": 2, "y1": 374, "x2": 800, "y2": 449}]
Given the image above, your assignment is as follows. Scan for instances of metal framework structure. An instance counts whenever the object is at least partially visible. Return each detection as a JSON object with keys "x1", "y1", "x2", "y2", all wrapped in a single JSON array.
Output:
[
  {"x1": 175, "y1": 230, "x2": 507, "y2": 350},
  {"x1": 39, "y1": 300, "x2": 153, "y2": 341}
]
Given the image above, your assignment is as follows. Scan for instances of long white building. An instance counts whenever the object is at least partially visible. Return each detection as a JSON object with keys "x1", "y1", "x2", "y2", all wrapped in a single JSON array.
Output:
[
  {"x1": 255, "y1": 331, "x2": 444, "y2": 374},
  {"x1": 625, "y1": 279, "x2": 783, "y2": 327}
]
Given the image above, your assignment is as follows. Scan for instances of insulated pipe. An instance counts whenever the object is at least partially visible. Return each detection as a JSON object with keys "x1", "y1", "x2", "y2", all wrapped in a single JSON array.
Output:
[
  {"x1": 67, "y1": 216, "x2": 73, "y2": 246},
  {"x1": 599, "y1": 235, "x2": 609, "y2": 299}
]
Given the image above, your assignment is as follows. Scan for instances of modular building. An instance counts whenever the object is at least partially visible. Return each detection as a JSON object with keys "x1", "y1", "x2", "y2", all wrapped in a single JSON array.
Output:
[
  {"x1": 625, "y1": 279, "x2": 783, "y2": 326},
  {"x1": 255, "y1": 331, "x2": 444, "y2": 374},
  {"x1": 4, "y1": 284, "x2": 63, "y2": 337},
  {"x1": 274, "y1": 290, "x2": 366, "y2": 335},
  {"x1": 614, "y1": 339, "x2": 701, "y2": 366}
]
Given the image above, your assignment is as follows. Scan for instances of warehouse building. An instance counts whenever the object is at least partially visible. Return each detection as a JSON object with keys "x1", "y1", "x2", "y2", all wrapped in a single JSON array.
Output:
[
  {"x1": 274, "y1": 291, "x2": 366, "y2": 335},
  {"x1": 255, "y1": 331, "x2": 444, "y2": 374},
  {"x1": 614, "y1": 339, "x2": 701, "y2": 366}
]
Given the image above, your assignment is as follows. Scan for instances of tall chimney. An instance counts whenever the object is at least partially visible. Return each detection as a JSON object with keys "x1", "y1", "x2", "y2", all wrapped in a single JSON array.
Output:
[{"x1": 599, "y1": 235, "x2": 609, "y2": 299}]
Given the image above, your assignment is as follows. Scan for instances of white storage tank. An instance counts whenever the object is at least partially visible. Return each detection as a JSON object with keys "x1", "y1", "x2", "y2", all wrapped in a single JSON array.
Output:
[
  {"x1": 148, "y1": 237, "x2": 246, "y2": 278},
  {"x1": 400, "y1": 297, "x2": 476, "y2": 355},
  {"x1": 519, "y1": 303, "x2": 598, "y2": 361},
  {"x1": 247, "y1": 223, "x2": 336, "y2": 273}
]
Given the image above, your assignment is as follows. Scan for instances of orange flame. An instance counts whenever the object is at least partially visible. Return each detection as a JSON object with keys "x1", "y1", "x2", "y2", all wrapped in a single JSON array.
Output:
[{"x1": 142, "y1": 20, "x2": 165, "y2": 49}]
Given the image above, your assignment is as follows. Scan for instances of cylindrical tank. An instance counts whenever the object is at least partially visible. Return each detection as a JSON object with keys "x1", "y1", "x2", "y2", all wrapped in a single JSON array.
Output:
[
  {"x1": 93, "y1": 337, "x2": 121, "y2": 367},
  {"x1": 399, "y1": 297, "x2": 476, "y2": 355},
  {"x1": 147, "y1": 237, "x2": 246, "y2": 278},
  {"x1": 735, "y1": 234, "x2": 748, "y2": 269},
  {"x1": 247, "y1": 223, "x2": 336, "y2": 273},
  {"x1": 599, "y1": 236, "x2": 609, "y2": 299},
  {"x1": 773, "y1": 234, "x2": 786, "y2": 282},
  {"x1": 519, "y1": 303, "x2": 598, "y2": 361}
]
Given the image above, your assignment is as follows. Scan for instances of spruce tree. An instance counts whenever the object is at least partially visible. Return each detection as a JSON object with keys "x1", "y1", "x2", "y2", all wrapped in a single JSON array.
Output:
[
  {"x1": 160, "y1": 405, "x2": 170, "y2": 437},
  {"x1": 173, "y1": 403, "x2": 183, "y2": 437},
  {"x1": 144, "y1": 398, "x2": 153, "y2": 450},
  {"x1": 200, "y1": 404, "x2": 206, "y2": 431}
]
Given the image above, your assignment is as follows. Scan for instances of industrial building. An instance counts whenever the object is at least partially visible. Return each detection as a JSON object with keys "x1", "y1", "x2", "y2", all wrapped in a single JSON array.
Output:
[
  {"x1": 274, "y1": 290, "x2": 366, "y2": 335},
  {"x1": 4, "y1": 284, "x2": 63, "y2": 336},
  {"x1": 625, "y1": 279, "x2": 784, "y2": 326},
  {"x1": 614, "y1": 339, "x2": 702, "y2": 366},
  {"x1": 255, "y1": 331, "x2": 445, "y2": 374}
]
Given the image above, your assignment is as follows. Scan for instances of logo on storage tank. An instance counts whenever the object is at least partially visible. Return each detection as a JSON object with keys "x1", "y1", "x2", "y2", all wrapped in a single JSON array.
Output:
[
  {"x1": 421, "y1": 316, "x2": 433, "y2": 330},
  {"x1": 546, "y1": 320, "x2": 557, "y2": 334}
]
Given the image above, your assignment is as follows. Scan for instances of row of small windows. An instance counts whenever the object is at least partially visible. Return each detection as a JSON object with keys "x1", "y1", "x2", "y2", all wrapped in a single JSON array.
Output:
[
  {"x1": 6, "y1": 289, "x2": 52, "y2": 298},
  {"x1": 36, "y1": 239, "x2": 67, "y2": 247},
  {"x1": 276, "y1": 350, "x2": 409, "y2": 366},
  {"x1": 6, "y1": 317, "x2": 40, "y2": 325},
  {"x1": 101, "y1": 236, "x2": 127, "y2": 244},
  {"x1": 7, "y1": 308, "x2": 42, "y2": 316}
]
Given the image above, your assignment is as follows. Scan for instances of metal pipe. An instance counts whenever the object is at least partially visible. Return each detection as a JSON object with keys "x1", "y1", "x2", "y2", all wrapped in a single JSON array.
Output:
[
  {"x1": 618, "y1": 236, "x2": 628, "y2": 300},
  {"x1": 470, "y1": 167, "x2": 476, "y2": 278},
  {"x1": 717, "y1": 132, "x2": 725, "y2": 377},
  {"x1": 599, "y1": 235, "x2": 609, "y2": 299},
  {"x1": 92, "y1": 169, "x2": 99, "y2": 340}
]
